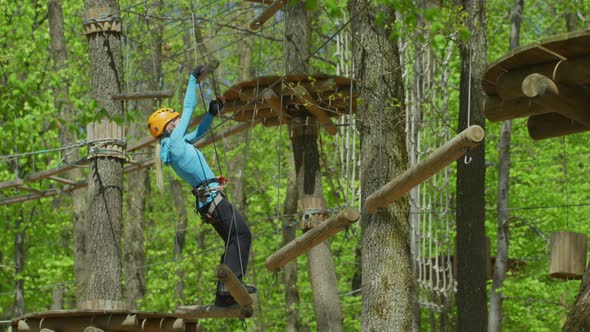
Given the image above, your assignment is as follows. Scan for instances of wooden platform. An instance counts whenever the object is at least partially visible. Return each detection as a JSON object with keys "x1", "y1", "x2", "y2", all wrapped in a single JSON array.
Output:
[
  {"x1": 221, "y1": 74, "x2": 356, "y2": 135},
  {"x1": 9, "y1": 310, "x2": 200, "y2": 332},
  {"x1": 482, "y1": 30, "x2": 590, "y2": 140}
]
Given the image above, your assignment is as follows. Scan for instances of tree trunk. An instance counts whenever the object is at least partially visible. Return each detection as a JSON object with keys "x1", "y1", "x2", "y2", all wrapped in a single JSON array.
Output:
[
  {"x1": 286, "y1": 3, "x2": 344, "y2": 331},
  {"x1": 283, "y1": 157, "x2": 300, "y2": 332},
  {"x1": 13, "y1": 213, "x2": 25, "y2": 317},
  {"x1": 348, "y1": 1, "x2": 412, "y2": 331},
  {"x1": 48, "y1": 0, "x2": 87, "y2": 308},
  {"x1": 290, "y1": 122, "x2": 344, "y2": 332},
  {"x1": 171, "y1": 178, "x2": 188, "y2": 303},
  {"x1": 489, "y1": 1, "x2": 521, "y2": 331},
  {"x1": 456, "y1": 0, "x2": 488, "y2": 330},
  {"x1": 124, "y1": 167, "x2": 147, "y2": 309},
  {"x1": 83, "y1": 0, "x2": 124, "y2": 309},
  {"x1": 564, "y1": 266, "x2": 590, "y2": 331}
]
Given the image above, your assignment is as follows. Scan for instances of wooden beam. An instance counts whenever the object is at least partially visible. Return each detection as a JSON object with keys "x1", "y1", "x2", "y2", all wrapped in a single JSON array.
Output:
[
  {"x1": 17, "y1": 185, "x2": 43, "y2": 194},
  {"x1": 112, "y1": 90, "x2": 173, "y2": 101},
  {"x1": 48, "y1": 176, "x2": 79, "y2": 185},
  {"x1": 176, "y1": 304, "x2": 253, "y2": 319},
  {"x1": 215, "y1": 264, "x2": 253, "y2": 308},
  {"x1": 483, "y1": 96, "x2": 553, "y2": 122},
  {"x1": 249, "y1": 0, "x2": 286, "y2": 30},
  {"x1": 28, "y1": 164, "x2": 76, "y2": 182},
  {"x1": 365, "y1": 125, "x2": 485, "y2": 214},
  {"x1": 288, "y1": 85, "x2": 338, "y2": 135},
  {"x1": 522, "y1": 73, "x2": 590, "y2": 127},
  {"x1": 528, "y1": 113, "x2": 590, "y2": 140},
  {"x1": 495, "y1": 55, "x2": 590, "y2": 100},
  {"x1": 0, "y1": 178, "x2": 23, "y2": 190},
  {"x1": 265, "y1": 207, "x2": 360, "y2": 272}
]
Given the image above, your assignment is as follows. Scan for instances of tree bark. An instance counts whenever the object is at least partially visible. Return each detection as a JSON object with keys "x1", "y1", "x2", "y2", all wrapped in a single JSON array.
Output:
[
  {"x1": 456, "y1": 0, "x2": 488, "y2": 330},
  {"x1": 13, "y1": 213, "x2": 25, "y2": 317},
  {"x1": 170, "y1": 178, "x2": 188, "y2": 303},
  {"x1": 283, "y1": 157, "x2": 300, "y2": 332},
  {"x1": 489, "y1": 1, "x2": 521, "y2": 331},
  {"x1": 83, "y1": 0, "x2": 124, "y2": 309},
  {"x1": 348, "y1": 1, "x2": 413, "y2": 331},
  {"x1": 286, "y1": 3, "x2": 344, "y2": 331},
  {"x1": 564, "y1": 266, "x2": 590, "y2": 331},
  {"x1": 48, "y1": 0, "x2": 87, "y2": 308},
  {"x1": 124, "y1": 167, "x2": 147, "y2": 309}
]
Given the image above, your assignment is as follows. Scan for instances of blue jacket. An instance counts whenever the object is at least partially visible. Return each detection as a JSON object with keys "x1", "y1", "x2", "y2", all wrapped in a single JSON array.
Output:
[{"x1": 160, "y1": 74, "x2": 218, "y2": 208}]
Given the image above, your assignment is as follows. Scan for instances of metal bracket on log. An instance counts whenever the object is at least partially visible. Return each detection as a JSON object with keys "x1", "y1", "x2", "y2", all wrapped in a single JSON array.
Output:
[
  {"x1": 298, "y1": 196, "x2": 329, "y2": 230},
  {"x1": 82, "y1": 7, "x2": 122, "y2": 35}
]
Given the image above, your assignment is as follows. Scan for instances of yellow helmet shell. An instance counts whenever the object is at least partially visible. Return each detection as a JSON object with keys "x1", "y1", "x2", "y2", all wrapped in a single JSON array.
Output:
[{"x1": 147, "y1": 108, "x2": 180, "y2": 138}]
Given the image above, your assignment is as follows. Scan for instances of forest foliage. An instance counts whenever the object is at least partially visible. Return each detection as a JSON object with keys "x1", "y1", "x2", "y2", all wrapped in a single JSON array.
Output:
[{"x1": 1, "y1": 0, "x2": 590, "y2": 331}]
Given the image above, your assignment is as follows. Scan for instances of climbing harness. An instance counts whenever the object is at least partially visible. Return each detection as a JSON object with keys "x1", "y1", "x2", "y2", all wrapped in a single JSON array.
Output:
[{"x1": 192, "y1": 176, "x2": 229, "y2": 223}]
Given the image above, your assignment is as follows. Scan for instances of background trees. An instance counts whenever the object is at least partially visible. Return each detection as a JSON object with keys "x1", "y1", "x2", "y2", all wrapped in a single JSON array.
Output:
[{"x1": 0, "y1": 0, "x2": 590, "y2": 331}]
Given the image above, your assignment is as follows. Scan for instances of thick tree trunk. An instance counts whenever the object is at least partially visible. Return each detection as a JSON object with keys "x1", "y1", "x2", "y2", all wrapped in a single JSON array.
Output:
[
  {"x1": 48, "y1": 0, "x2": 87, "y2": 308},
  {"x1": 348, "y1": 1, "x2": 413, "y2": 331},
  {"x1": 14, "y1": 215, "x2": 25, "y2": 317},
  {"x1": 83, "y1": 0, "x2": 124, "y2": 309},
  {"x1": 489, "y1": 1, "x2": 521, "y2": 331},
  {"x1": 456, "y1": 0, "x2": 488, "y2": 330},
  {"x1": 283, "y1": 158, "x2": 300, "y2": 332},
  {"x1": 124, "y1": 167, "x2": 147, "y2": 309},
  {"x1": 286, "y1": 3, "x2": 343, "y2": 330}
]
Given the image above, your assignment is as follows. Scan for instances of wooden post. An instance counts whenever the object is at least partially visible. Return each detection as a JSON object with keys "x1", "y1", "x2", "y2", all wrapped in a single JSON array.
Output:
[
  {"x1": 527, "y1": 113, "x2": 589, "y2": 140},
  {"x1": 549, "y1": 231, "x2": 588, "y2": 280},
  {"x1": 365, "y1": 125, "x2": 485, "y2": 214},
  {"x1": 215, "y1": 264, "x2": 253, "y2": 307},
  {"x1": 249, "y1": 0, "x2": 286, "y2": 30},
  {"x1": 176, "y1": 304, "x2": 253, "y2": 319},
  {"x1": 265, "y1": 207, "x2": 360, "y2": 272}
]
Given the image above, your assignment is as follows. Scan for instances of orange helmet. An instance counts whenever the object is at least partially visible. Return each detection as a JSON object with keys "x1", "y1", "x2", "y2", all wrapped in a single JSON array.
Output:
[{"x1": 147, "y1": 108, "x2": 179, "y2": 138}]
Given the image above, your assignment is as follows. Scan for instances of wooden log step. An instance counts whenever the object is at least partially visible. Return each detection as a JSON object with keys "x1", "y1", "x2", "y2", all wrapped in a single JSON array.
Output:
[
  {"x1": 365, "y1": 125, "x2": 484, "y2": 214},
  {"x1": 265, "y1": 207, "x2": 360, "y2": 272},
  {"x1": 215, "y1": 264, "x2": 253, "y2": 308}
]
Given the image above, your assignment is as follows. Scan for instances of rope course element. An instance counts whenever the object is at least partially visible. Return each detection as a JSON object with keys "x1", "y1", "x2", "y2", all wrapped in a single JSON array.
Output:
[{"x1": 401, "y1": 21, "x2": 458, "y2": 313}]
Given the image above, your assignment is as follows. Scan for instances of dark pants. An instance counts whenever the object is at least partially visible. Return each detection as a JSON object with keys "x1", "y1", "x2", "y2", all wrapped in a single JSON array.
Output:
[{"x1": 202, "y1": 197, "x2": 251, "y2": 279}]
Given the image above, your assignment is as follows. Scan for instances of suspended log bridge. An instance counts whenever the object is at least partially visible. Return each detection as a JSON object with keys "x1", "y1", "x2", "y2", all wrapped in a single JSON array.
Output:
[
  {"x1": 265, "y1": 207, "x2": 360, "y2": 272},
  {"x1": 365, "y1": 125, "x2": 485, "y2": 214},
  {"x1": 9, "y1": 310, "x2": 199, "y2": 332},
  {"x1": 482, "y1": 30, "x2": 590, "y2": 140}
]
